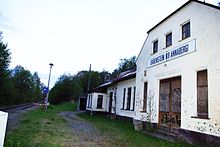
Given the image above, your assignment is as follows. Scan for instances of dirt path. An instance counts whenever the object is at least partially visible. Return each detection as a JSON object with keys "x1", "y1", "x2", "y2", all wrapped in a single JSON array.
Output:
[{"x1": 59, "y1": 111, "x2": 112, "y2": 147}]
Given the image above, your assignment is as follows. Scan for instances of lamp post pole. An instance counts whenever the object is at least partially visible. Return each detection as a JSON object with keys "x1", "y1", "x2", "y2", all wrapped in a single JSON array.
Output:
[{"x1": 46, "y1": 63, "x2": 54, "y2": 110}]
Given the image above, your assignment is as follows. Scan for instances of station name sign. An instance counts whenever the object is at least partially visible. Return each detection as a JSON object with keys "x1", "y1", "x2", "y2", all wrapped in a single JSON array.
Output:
[{"x1": 147, "y1": 39, "x2": 196, "y2": 68}]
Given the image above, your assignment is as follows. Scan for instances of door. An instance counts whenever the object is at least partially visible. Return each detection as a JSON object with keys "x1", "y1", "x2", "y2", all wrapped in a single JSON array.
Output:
[
  {"x1": 79, "y1": 98, "x2": 87, "y2": 110},
  {"x1": 109, "y1": 92, "x2": 113, "y2": 113},
  {"x1": 159, "y1": 77, "x2": 181, "y2": 132}
]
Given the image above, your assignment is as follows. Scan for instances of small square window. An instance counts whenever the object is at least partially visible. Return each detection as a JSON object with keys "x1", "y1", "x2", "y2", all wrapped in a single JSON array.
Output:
[
  {"x1": 153, "y1": 40, "x2": 158, "y2": 54},
  {"x1": 166, "y1": 33, "x2": 172, "y2": 47},
  {"x1": 182, "y1": 22, "x2": 190, "y2": 40}
]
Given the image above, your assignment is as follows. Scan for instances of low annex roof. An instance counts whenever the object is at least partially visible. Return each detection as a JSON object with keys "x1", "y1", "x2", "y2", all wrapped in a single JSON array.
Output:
[
  {"x1": 92, "y1": 70, "x2": 136, "y2": 93},
  {"x1": 147, "y1": 0, "x2": 220, "y2": 34}
]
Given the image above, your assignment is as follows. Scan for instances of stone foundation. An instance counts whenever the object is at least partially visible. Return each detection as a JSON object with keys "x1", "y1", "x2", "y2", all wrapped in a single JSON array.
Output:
[{"x1": 133, "y1": 119, "x2": 143, "y2": 131}]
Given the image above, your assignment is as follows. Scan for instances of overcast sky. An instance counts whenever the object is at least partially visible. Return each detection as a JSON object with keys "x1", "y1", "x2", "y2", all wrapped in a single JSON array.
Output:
[{"x1": 0, "y1": 0, "x2": 219, "y2": 87}]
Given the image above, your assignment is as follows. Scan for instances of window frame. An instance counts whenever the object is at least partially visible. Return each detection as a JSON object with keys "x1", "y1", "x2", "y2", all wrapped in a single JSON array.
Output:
[
  {"x1": 132, "y1": 86, "x2": 136, "y2": 111},
  {"x1": 97, "y1": 95, "x2": 103, "y2": 109},
  {"x1": 152, "y1": 39, "x2": 158, "y2": 54},
  {"x1": 182, "y1": 21, "x2": 190, "y2": 40},
  {"x1": 126, "y1": 87, "x2": 132, "y2": 110},
  {"x1": 122, "y1": 88, "x2": 126, "y2": 109},
  {"x1": 165, "y1": 32, "x2": 172, "y2": 47},
  {"x1": 197, "y1": 69, "x2": 208, "y2": 119}
]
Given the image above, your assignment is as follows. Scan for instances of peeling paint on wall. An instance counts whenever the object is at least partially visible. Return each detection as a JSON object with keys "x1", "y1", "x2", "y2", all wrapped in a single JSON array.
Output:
[{"x1": 194, "y1": 122, "x2": 220, "y2": 135}]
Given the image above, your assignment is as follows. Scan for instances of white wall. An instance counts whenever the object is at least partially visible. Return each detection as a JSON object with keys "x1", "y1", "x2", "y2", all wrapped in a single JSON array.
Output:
[
  {"x1": 86, "y1": 93, "x2": 108, "y2": 112},
  {"x1": 116, "y1": 79, "x2": 136, "y2": 118},
  {"x1": 135, "y1": 2, "x2": 220, "y2": 137},
  {"x1": 0, "y1": 111, "x2": 8, "y2": 147}
]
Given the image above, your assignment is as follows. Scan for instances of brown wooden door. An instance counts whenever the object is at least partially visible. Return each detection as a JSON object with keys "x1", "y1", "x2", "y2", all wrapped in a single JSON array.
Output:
[{"x1": 159, "y1": 77, "x2": 181, "y2": 132}]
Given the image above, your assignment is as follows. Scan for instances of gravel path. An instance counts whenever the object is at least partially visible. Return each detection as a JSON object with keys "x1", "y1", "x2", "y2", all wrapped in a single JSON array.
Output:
[{"x1": 59, "y1": 111, "x2": 112, "y2": 147}]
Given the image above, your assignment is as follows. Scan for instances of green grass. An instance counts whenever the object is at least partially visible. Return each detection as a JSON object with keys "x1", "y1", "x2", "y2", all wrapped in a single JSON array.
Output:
[
  {"x1": 5, "y1": 102, "x2": 77, "y2": 147},
  {"x1": 77, "y1": 113, "x2": 196, "y2": 147}
]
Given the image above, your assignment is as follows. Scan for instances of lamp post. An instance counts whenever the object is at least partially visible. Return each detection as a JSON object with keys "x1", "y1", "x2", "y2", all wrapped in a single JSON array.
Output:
[{"x1": 46, "y1": 63, "x2": 54, "y2": 110}]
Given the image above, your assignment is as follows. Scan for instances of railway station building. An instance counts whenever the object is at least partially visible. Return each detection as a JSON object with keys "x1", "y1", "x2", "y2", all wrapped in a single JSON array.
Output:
[
  {"x1": 134, "y1": 0, "x2": 220, "y2": 144},
  {"x1": 86, "y1": 0, "x2": 220, "y2": 144}
]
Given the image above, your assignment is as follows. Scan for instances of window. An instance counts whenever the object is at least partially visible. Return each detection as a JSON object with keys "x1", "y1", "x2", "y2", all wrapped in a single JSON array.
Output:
[
  {"x1": 182, "y1": 22, "x2": 190, "y2": 39},
  {"x1": 153, "y1": 40, "x2": 158, "y2": 54},
  {"x1": 126, "y1": 87, "x2": 132, "y2": 110},
  {"x1": 122, "y1": 88, "x2": 126, "y2": 109},
  {"x1": 97, "y1": 95, "x2": 103, "y2": 109},
  {"x1": 88, "y1": 94, "x2": 92, "y2": 108},
  {"x1": 142, "y1": 82, "x2": 148, "y2": 112},
  {"x1": 132, "y1": 86, "x2": 136, "y2": 111},
  {"x1": 166, "y1": 33, "x2": 172, "y2": 47},
  {"x1": 197, "y1": 70, "x2": 208, "y2": 118},
  {"x1": 87, "y1": 95, "x2": 90, "y2": 107}
]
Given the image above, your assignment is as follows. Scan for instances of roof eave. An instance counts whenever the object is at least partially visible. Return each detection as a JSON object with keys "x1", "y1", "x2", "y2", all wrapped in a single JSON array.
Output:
[{"x1": 147, "y1": 0, "x2": 220, "y2": 34}]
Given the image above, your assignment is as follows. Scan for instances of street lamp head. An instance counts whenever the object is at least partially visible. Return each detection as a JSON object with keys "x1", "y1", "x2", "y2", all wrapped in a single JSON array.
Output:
[{"x1": 49, "y1": 63, "x2": 54, "y2": 67}]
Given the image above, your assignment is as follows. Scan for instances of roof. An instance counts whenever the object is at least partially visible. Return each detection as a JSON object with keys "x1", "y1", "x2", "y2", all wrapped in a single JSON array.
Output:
[
  {"x1": 113, "y1": 70, "x2": 136, "y2": 83},
  {"x1": 91, "y1": 70, "x2": 136, "y2": 92},
  {"x1": 147, "y1": 0, "x2": 220, "y2": 34}
]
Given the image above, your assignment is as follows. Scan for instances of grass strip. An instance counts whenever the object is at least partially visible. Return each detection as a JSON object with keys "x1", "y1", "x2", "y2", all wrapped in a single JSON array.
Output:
[
  {"x1": 5, "y1": 102, "x2": 77, "y2": 147},
  {"x1": 77, "y1": 112, "x2": 196, "y2": 147}
]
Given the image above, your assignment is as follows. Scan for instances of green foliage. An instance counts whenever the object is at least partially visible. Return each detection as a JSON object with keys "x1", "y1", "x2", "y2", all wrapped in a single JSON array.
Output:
[
  {"x1": 0, "y1": 36, "x2": 12, "y2": 105},
  {"x1": 49, "y1": 70, "x2": 108, "y2": 104},
  {"x1": 50, "y1": 74, "x2": 83, "y2": 104},
  {"x1": 111, "y1": 56, "x2": 136, "y2": 78},
  {"x1": 0, "y1": 34, "x2": 43, "y2": 106}
]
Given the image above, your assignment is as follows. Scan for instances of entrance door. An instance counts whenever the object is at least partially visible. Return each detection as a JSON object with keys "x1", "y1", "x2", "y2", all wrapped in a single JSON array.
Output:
[
  {"x1": 109, "y1": 92, "x2": 113, "y2": 113},
  {"x1": 159, "y1": 77, "x2": 181, "y2": 132}
]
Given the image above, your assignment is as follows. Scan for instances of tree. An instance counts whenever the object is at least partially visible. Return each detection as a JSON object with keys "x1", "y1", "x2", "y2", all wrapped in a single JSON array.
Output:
[
  {"x1": 49, "y1": 74, "x2": 83, "y2": 104},
  {"x1": 111, "y1": 56, "x2": 136, "y2": 78},
  {"x1": 49, "y1": 70, "x2": 105, "y2": 104},
  {"x1": 11, "y1": 65, "x2": 34, "y2": 103},
  {"x1": 32, "y1": 72, "x2": 42, "y2": 102},
  {"x1": 0, "y1": 33, "x2": 12, "y2": 105},
  {"x1": 218, "y1": 2, "x2": 220, "y2": 7}
]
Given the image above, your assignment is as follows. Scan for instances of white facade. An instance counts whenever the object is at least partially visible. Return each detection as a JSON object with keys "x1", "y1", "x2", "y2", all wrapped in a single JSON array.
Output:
[
  {"x1": 86, "y1": 72, "x2": 136, "y2": 119},
  {"x1": 0, "y1": 111, "x2": 8, "y2": 147},
  {"x1": 135, "y1": 1, "x2": 220, "y2": 137},
  {"x1": 115, "y1": 79, "x2": 136, "y2": 118},
  {"x1": 86, "y1": 93, "x2": 108, "y2": 112}
]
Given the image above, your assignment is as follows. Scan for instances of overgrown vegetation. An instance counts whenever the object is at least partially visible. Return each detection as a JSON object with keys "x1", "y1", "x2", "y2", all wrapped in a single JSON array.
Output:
[
  {"x1": 5, "y1": 102, "x2": 77, "y2": 147},
  {"x1": 77, "y1": 113, "x2": 195, "y2": 147}
]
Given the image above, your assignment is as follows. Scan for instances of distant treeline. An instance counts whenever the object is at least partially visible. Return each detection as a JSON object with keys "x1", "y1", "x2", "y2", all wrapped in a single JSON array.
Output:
[
  {"x1": 0, "y1": 33, "x2": 136, "y2": 106},
  {"x1": 0, "y1": 36, "x2": 42, "y2": 107},
  {"x1": 49, "y1": 56, "x2": 136, "y2": 104}
]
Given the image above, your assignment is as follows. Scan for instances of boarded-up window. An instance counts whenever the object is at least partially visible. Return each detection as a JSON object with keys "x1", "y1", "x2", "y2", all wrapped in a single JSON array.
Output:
[
  {"x1": 197, "y1": 70, "x2": 208, "y2": 118},
  {"x1": 122, "y1": 88, "x2": 126, "y2": 109},
  {"x1": 97, "y1": 95, "x2": 103, "y2": 109},
  {"x1": 142, "y1": 82, "x2": 148, "y2": 112},
  {"x1": 126, "y1": 87, "x2": 132, "y2": 110}
]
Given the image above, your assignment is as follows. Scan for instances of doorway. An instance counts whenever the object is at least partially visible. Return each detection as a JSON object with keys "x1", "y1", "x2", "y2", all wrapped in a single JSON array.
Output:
[
  {"x1": 159, "y1": 76, "x2": 181, "y2": 132},
  {"x1": 109, "y1": 92, "x2": 113, "y2": 113}
]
